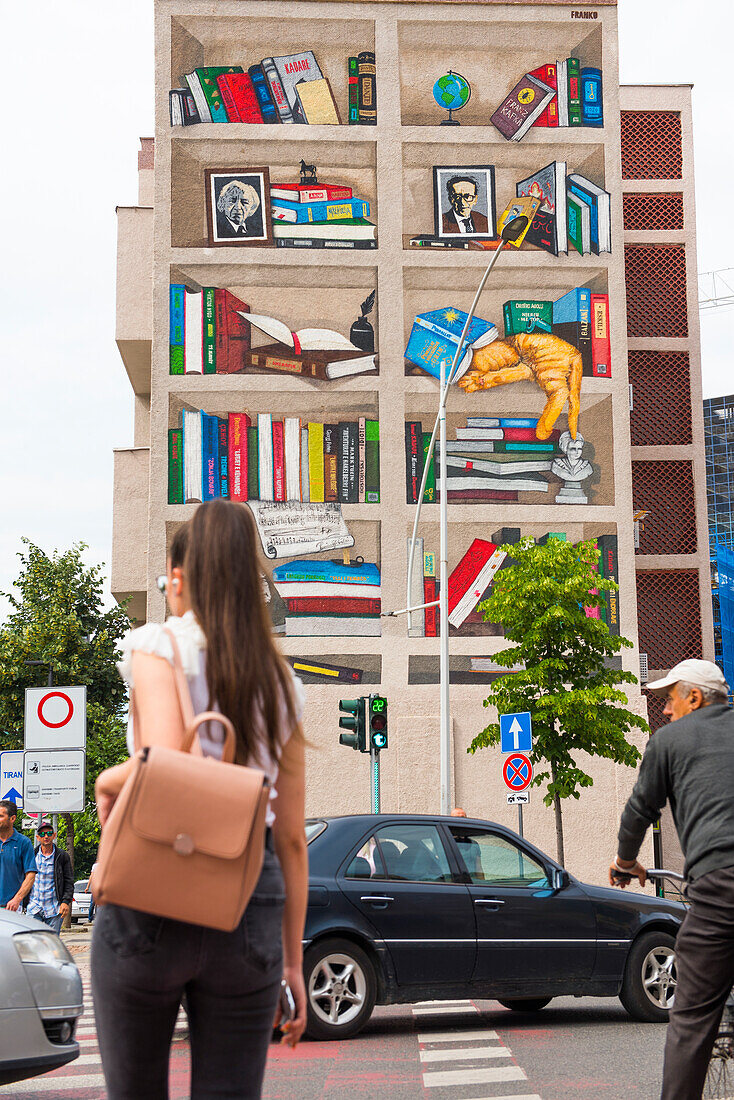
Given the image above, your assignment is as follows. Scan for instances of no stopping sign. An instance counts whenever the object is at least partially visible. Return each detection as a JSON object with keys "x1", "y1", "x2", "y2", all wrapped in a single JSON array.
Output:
[
  {"x1": 24, "y1": 687, "x2": 87, "y2": 750},
  {"x1": 502, "y1": 752, "x2": 533, "y2": 793}
]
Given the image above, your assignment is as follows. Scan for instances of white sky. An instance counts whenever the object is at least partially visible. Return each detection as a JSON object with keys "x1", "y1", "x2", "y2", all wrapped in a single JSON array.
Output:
[{"x1": 0, "y1": 0, "x2": 731, "y2": 611}]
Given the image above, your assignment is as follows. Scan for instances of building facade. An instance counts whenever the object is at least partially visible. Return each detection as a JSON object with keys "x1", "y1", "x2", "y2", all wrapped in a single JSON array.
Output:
[
  {"x1": 112, "y1": 0, "x2": 711, "y2": 882},
  {"x1": 703, "y1": 393, "x2": 734, "y2": 686}
]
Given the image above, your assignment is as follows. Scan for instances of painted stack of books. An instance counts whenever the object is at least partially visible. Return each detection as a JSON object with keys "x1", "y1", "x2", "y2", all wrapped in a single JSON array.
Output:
[
  {"x1": 169, "y1": 410, "x2": 380, "y2": 506},
  {"x1": 169, "y1": 289, "x2": 378, "y2": 378},
  {"x1": 491, "y1": 59, "x2": 603, "y2": 141},
  {"x1": 406, "y1": 418, "x2": 557, "y2": 504},
  {"x1": 504, "y1": 287, "x2": 611, "y2": 377},
  {"x1": 272, "y1": 559, "x2": 382, "y2": 636},
  {"x1": 406, "y1": 536, "x2": 508, "y2": 636},
  {"x1": 515, "y1": 160, "x2": 611, "y2": 257},
  {"x1": 270, "y1": 180, "x2": 377, "y2": 250},
  {"x1": 169, "y1": 52, "x2": 376, "y2": 126}
]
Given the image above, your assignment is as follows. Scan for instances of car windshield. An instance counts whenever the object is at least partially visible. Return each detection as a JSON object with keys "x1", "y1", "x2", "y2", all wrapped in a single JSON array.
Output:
[{"x1": 75, "y1": 880, "x2": 88, "y2": 892}]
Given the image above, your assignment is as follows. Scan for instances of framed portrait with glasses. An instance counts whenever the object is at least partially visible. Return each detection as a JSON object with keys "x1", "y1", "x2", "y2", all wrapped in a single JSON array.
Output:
[
  {"x1": 432, "y1": 165, "x2": 496, "y2": 241},
  {"x1": 205, "y1": 167, "x2": 273, "y2": 247}
]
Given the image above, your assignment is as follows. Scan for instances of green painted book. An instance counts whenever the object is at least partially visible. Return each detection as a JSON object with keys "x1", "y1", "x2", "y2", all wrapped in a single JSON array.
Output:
[
  {"x1": 503, "y1": 299, "x2": 553, "y2": 337},
  {"x1": 247, "y1": 426, "x2": 259, "y2": 500},
  {"x1": 422, "y1": 431, "x2": 436, "y2": 503},
  {"x1": 567, "y1": 57, "x2": 582, "y2": 126},
  {"x1": 203, "y1": 288, "x2": 216, "y2": 374},
  {"x1": 365, "y1": 419, "x2": 380, "y2": 502},
  {"x1": 168, "y1": 428, "x2": 183, "y2": 504},
  {"x1": 348, "y1": 56, "x2": 359, "y2": 124},
  {"x1": 169, "y1": 284, "x2": 184, "y2": 374}
]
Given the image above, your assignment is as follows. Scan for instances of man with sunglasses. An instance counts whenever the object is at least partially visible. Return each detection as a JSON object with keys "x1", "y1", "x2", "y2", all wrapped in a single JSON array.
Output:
[{"x1": 27, "y1": 822, "x2": 74, "y2": 935}]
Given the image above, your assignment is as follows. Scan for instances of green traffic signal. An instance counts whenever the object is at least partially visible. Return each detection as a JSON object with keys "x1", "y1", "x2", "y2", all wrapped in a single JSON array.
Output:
[
  {"x1": 369, "y1": 694, "x2": 388, "y2": 752},
  {"x1": 339, "y1": 697, "x2": 367, "y2": 751}
]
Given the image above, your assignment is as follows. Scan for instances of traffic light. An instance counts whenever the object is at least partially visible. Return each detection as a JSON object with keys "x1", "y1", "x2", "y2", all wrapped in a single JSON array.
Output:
[
  {"x1": 368, "y1": 694, "x2": 388, "y2": 752},
  {"x1": 339, "y1": 698, "x2": 366, "y2": 751}
]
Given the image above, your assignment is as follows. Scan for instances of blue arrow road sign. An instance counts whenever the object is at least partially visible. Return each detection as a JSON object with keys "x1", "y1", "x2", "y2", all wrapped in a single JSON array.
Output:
[
  {"x1": 0, "y1": 750, "x2": 24, "y2": 808},
  {"x1": 499, "y1": 711, "x2": 532, "y2": 754}
]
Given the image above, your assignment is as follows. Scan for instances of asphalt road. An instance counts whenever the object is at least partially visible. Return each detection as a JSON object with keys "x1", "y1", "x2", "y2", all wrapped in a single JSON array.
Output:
[{"x1": 2, "y1": 938, "x2": 668, "y2": 1100}]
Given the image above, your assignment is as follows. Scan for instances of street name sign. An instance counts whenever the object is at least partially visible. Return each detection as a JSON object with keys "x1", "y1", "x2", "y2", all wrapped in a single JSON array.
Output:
[
  {"x1": 499, "y1": 711, "x2": 532, "y2": 754},
  {"x1": 506, "y1": 791, "x2": 530, "y2": 806},
  {"x1": 23, "y1": 750, "x2": 85, "y2": 813},
  {"x1": 24, "y1": 687, "x2": 86, "y2": 751},
  {"x1": 502, "y1": 752, "x2": 533, "y2": 793},
  {"x1": 0, "y1": 750, "x2": 24, "y2": 807}
]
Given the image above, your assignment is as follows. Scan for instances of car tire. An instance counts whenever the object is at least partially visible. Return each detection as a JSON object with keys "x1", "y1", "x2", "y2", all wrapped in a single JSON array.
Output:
[
  {"x1": 619, "y1": 930, "x2": 677, "y2": 1022},
  {"x1": 497, "y1": 998, "x2": 552, "y2": 1013},
  {"x1": 304, "y1": 938, "x2": 377, "y2": 1041}
]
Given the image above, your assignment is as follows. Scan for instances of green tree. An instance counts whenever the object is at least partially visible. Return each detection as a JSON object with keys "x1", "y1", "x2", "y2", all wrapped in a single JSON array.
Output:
[
  {"x1": 0, "y1": 540, "x2": 131, "y2": 875},
  {"x1": 468, "y1": 537, "x2": 648, "y2": 866}
]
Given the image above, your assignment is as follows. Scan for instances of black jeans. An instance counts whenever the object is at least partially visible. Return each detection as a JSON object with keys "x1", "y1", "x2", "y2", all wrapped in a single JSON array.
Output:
[
  {"x1": 91, "y1": 847, "x2": 284, "y2": 1100},
  {"x1": 661, "y1": 866, "x2": 734, "y2": 1099}
]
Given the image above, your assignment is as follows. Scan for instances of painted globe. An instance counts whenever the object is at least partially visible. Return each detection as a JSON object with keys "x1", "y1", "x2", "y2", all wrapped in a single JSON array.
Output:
[{"x1": 432, "y1": 71, "x2": 471, "y2": 113}]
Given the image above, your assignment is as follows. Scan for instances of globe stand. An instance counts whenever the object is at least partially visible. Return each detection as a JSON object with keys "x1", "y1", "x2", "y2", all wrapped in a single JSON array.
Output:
[
  {"x1": 440, "y1": 108, "x2": 461, "y2": 127},
  {"x1": 433, "y1": 71, "x2": 471, "y2": 127}
]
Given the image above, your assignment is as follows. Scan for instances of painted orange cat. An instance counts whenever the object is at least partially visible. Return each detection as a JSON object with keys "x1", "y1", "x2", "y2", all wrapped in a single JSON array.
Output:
[{"x1": 459, "y1": 332, "x2": 582, "y2": 441}]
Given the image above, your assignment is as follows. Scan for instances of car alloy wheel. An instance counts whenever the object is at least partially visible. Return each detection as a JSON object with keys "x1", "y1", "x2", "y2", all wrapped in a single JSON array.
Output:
[
  {"x1": 641, "y1": 945, "x2": 677, "y2": 1011},
  {"x1": 304, "y1": 938, "x2": 377, "y2": 1040}
]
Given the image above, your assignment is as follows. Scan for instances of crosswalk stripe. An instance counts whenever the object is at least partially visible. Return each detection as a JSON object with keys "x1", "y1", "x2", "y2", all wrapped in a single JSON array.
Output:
[
  {"x1": 2, "y1": 1074, "x2": 107, "y2": 1093},
  {"x1": 420, "y1": 1045, "x2": 512, "y2": 1063},
  {"x1": 423, "y1": 1065, "x2": 527, "y2": 1088},
  {"x1": 414, "y1": 999, "x2": 473, "y2": 1006},
  {"x1": 419, "y1": 1029, "x2": 499, "y2": 1043},
  {"x1": 453, "y1": 1096, "x2": 542, "y2": 1100},
  {"x1": 413, "y1": 1005, "x2": 479, "y2": 1016}
]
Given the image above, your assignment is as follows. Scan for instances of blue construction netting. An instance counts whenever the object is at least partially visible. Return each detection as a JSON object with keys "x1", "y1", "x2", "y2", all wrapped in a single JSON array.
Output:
[{"x1": 716, "y1": 542, "x2": 734, "y2": 692}]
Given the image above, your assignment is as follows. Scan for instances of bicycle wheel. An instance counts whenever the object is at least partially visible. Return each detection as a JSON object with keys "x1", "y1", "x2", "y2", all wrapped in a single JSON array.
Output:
[{"x1": 703, "y1": 1032, "x2": 734, "y2": 1098}]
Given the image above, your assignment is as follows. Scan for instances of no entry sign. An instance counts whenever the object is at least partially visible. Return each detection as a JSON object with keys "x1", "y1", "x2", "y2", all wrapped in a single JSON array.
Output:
[
  {"x1": 502, "y1": 752, "x2": 533, "y2": 793},
  {"x1": 24, "y1": 687, "x2": 87, "y2": 751}
]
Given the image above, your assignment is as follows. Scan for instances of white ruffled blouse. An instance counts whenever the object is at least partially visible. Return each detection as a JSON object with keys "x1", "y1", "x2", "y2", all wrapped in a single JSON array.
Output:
[{"x1": 117, "y1": 610, "x2": 305, "y2": 827}]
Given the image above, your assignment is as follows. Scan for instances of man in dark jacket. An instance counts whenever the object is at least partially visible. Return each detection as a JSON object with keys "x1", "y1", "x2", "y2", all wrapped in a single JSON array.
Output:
[
  {"x1": 26, "y1": 823, "x2": 74, "y2": 934},
  {"x1": 610, "y1": 659, "x2": 734, "y2": 1100}
]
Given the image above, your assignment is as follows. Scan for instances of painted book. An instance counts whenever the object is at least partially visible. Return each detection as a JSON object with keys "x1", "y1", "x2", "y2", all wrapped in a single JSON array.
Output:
[
  {"x1": 566, "y1": 57, "x2": 582, "y2": 126},
  {"x1": 215, "y1": 289, "x2": 251, "y2": 375},
  {"x1": 203, "y1": 288, "x2": 216, "y2": 373},
  {"x1": 241, "y1": 312, "x2": 360, "y2": 355},
  {"x1": 598, "y1": 534, "x2": 620, "y2": 636},
  {"x1": 422, "y1": 432, "x2": 436, "y2": 504},
  {"x1": 285, "y1": 597, "x2": 381, "y2": 616},
  {"x1": 424, "y1": 558, "x2": 438, "y2": 638},
  {"x1": 272, "y1": 218, "x2": 377, "y2": 241},
  {"x1": 184, "y1": 289, "x2": 203, "y2": 374},
  {"x1": 260, "y1": 57, "x2": 295, "y2": 123},
  {"x1": 405, "y1": 307, "x2": 498, "y2": 381},
  {"x1": 444, "y1": 489, "x2": 519, "y2": 503},
  {"x1": 365, "y1": 419, "x2": 380, "y2": 503},
  {"x1": 567, "y1": 190, "x2": 592, "y2": 255},
  {"x1": 228, "y1": 413, "x2": 250, "y2": 501},
  {"x1": 436, "y1": 473, "x2": 550, "y2": 493},
  {"x1": 270, "y1": 183, "x2": 352, "y2": 202},
  {"x1": 591, "y1": 293, "x2": 611, "y2": 378},
  {"x1": 284, "y1": 417, "x2": 302, "y2": 502},
  {"x1": 285, "y1": 617, "x2": 381, "y2": 638},
  {"x1": 323, "y1": 424, "x2": 339, "y2": 502},
  {"x1": 516, "y1": 161, "x2": 568, "y2": 255},
  {"x1": 290, "y1": 657, "x2": 363, "y2": 683},
  {"x1": 275, "y1": 237, "x2": 377, "y2": 251},
  {"x1": 168, "y1": 429, "x2": 183, "y2": 504},
  {"x1": 243, "y1": 344, "x2": 376, "y2": 380},
  {"x1": 169, "y1": 89, "x2": 200, "y2": 127},
  {"x1": 182, "y1": 409, "x2": 203, "y2": 503},
  {"x1": 247, "y1": 426, "x2": 259, "y2": 500},
  {"x1": 169, "y1": 284, "x2": 185, "y2": 374},
  {"x1": 446, "y1": 455, "x2": 553, "y2": 476},
  {"x1": 447, "y1": 540, "x2": 506, "y2": 628},
  {"x1": 267, "y1": 52, "x2": 323, "y2": 123},
  {"x1": 357, "y1": 51, "x2": 377, "y2": 124},
  {"x1": 490, "y1": 73, "x2": 556, "y2": 141},
  {"x1": 218, "y1": 418, "x2": 229, "y2": 499},
  {"x1": 257, "y1": 413, "x2": 274, "y2": 501},
  {"x1": 405, "y1": 422, "x2": 422, "y2": 504},
  {"x1": 184, "y1": 67, "x2": 243, "y2": 123},
  {"x1": 217, "y1": 72, "x2": 264, "y2": 123},
  {"x1": 348, "y1": 56, "x2": 359, "y2": 123},
  {"x1": 271, "y1": 197, "x2": 370, "y2": 223},
  {"x1": 248, "y1": 64, "x2": 279, "y2": 123},
  {"x1": 201, "y1": 413, "x2": 220, "y2": 502},
  {"x1": 552, "y1": 287, "x2": 592, "y2": 376},
  {"x1": 272, "y1": 419, "x2": 286, "y2": 502},
  {"x1": 296, "y1": 77, "x2": 340, "y2": 124},
  {"x1": 529, "y1": 63, "x2": 558, "y2": 127},
  {"x1": 407, "y1": 537, "x2": 425, "y2": 637},
  {"x1": 556, "y1": 59, "x2": 568, "y2": 126},
  {"x1": 566, "y1": 174, "x2": 612, "y2": 254},
  {"x1": 300, "y1": 428, "x2": 310, "y2": 502},
  {"x1": 503, "y1": 299, "x2": 553, "y2": 336},
  {"x1": 581, "y1": 67, "x2": 603, "y2": 127},
  {"x1": 308, "y1": 422, "x2": 325, "y2": 503},
  {"x1": 338, "y1": 422, "x2": 358, "y2": 503}
]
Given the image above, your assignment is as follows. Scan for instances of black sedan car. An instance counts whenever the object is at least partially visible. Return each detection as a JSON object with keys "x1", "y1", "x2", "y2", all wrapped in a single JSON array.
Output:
[{"x1": 302, "y1": 814, "x2": 685, "y2": 1040}]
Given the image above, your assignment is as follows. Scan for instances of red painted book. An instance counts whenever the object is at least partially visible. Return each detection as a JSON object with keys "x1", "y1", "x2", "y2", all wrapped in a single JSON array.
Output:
[
  {"x1": 217, "y1": 72, "x2": 264, "y2": 123},
  {"x1": 272, "y1": 420, "x2": 286, "y2": 501},
  {"x1": 228, "y1": 412, "x2": 250, "y2": 501},
  {"x1": 424, "y1": 576, "x2": 438, "y2": 637},
  {"x1": 447, "y1": 540, "x2": 496, "y2": 617},
  {"x1": 530, "y1": 63, "x2": 558, "y2": 127},
  {"x1": 445, "y1": 490, "x2": 519, "y2": 502},
  {"x1": 285, "y1": 597, "x2": 381, "y2": 615},
  {"x1": 503, "y1": 427, "x2": 560, "y2": 443},
  {"x1": 216, "y1": 289, "x2": 251, "y2": 373},
  {"x1": 590, "y1": 293, "x2": 611, "y2": 378}
]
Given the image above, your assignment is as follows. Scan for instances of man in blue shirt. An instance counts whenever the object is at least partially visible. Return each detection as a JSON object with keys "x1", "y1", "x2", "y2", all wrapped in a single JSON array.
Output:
[{"x1": 0, "y1": 799, "x2": 36, "y2": 910}]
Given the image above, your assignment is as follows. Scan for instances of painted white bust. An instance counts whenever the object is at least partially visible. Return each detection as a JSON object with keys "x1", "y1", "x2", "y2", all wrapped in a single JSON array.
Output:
[{"x1": 551, "y1": 431, "x2": 594, "y2": 504}]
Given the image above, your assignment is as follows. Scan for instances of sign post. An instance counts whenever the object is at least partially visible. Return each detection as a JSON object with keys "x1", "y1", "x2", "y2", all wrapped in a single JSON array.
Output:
[
  {"x1": 23, "y1": 686, "x2": 87, "y2": 816},
  {"x1": 499, "y1": 711, "x2": 534, "y2": 839}
]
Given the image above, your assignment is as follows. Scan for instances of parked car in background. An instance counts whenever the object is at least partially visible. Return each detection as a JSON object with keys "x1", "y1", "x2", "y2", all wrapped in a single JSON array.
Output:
[
  {"x1": 302, "y1": 814, "x2": 686, "y2": 1040},
  {"x1": 71, "y1": 880, "x2": 90, "y2": 923},
  {"x1": 0, "y1": 908, "x2": 82, "y2": 1084}
]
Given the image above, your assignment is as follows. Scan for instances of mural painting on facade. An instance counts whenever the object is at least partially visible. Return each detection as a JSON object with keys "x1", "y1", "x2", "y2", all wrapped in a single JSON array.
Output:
[
  {"x1": 490, "y1": 58, "x2": 603, "y2": 139},
  {"x1": 432, "y1": 165, "x2": 497, "y2": 241}
]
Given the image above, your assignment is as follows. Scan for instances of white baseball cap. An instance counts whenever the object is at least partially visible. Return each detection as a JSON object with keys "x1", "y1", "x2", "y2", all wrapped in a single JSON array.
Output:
[{"x1": 646, "y1": 659, "x2": 729, "y2": 698}]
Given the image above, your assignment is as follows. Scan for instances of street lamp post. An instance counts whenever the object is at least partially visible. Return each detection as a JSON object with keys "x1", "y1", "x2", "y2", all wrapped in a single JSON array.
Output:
[{"x1": 404, "y1": 216, "x2": 530, "y2": 815}]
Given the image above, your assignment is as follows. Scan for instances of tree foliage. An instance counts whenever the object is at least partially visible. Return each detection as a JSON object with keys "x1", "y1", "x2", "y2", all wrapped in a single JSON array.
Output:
[
  {"x1": 467, "y1": 537, "x2": 648, "y2": 865},
  {"x1": 0, "y1": 540, "x2": 131, "y2": 874}
]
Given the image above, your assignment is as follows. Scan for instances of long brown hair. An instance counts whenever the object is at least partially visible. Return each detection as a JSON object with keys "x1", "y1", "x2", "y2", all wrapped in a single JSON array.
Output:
[{"x1": 183, "y1": 501, "x2": 299, "y2": 766}]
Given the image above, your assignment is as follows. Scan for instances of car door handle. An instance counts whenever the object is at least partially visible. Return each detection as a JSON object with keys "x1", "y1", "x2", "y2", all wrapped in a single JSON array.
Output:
[
  {"x1": 474, "y1": 898, "x2": 505, "y2": 907},
  {"x1": 360, "y1": 895, "x2": 394, "y2": 905}
]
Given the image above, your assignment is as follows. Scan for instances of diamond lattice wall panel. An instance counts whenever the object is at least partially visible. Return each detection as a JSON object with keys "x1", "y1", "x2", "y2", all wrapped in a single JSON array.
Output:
[
  {"x1": 632, "y1": 461, "x2": 697, "y2": 554},
  {"x1": 623, "y1": 192, "x2": 684, "y2": 232},
  {"x1": 625, "y1": 245, "x2": 688, "y2": 337},
  {"x1": 645, "y1": 691, "x2": 668, "y2": 733},
  {"x1": 621, "y1": 111, "x2": 683, "y2": 180},
  {"x1": 629, "y1": 351, "x2": 692, "y2": 446},
  {"x1": 637, "y1": 569, "x2": 702, "y2": 670}
]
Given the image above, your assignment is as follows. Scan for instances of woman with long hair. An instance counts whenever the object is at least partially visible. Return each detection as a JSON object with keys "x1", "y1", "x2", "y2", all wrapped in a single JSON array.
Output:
[{"x1": 92, "y1": 501, "x2": 308, "y2": 1100}]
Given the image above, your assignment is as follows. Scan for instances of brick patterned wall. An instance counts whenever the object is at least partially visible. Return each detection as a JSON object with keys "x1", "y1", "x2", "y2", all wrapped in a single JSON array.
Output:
[
  {"x1": 623, "y1": 192, "x2": 684, "y2": 232},
  {"x1": 621, "y1": 111, "x2": 682, "y2": 180},
  {"x1": 628, "y1": 351, "x2": 692, "y2": 447},
  {"x1": 637, "y1": 570, "x2": 702, "y2": 670},
  {"x1": 625, "y1": 245, "x2": 688, "y2": 337},
  {"x1": 632, "y1": 461, "x2": 697, "y2": 554}
]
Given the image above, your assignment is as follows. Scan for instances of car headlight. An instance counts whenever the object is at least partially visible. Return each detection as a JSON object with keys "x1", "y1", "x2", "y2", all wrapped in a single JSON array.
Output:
[{"x1": 13, "y1": 932, "x2": 73, "y2": 966}]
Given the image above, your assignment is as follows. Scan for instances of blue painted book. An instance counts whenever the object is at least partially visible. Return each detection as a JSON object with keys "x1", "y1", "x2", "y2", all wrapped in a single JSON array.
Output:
[
  {"x1": 499, "y1": 418, "x2": 538, "y2": 429},
  {"x1": 581, "y1": 68, "x2": 603, "y2": 128},
  {"x1": 271, "y1": 197, "x2": 370, "y2": 224},
  {"x1": 182, "y1": 409, "x2": 204, "y2": 503},
  {"x1": 405, "y1": 307, "x2": 498, "y2": 381},
  {"x1": 217, "y1": 417, "x2": 228, "y2": 500},
  {"x1": 202, "y1": 414, "x2": 220, "y2": 502},
  {"x1": 566, "y1": 174, "x2": 611, "y2": 254},
  {"x1": 273, "y1": 560, "x2": 381, "y2": 586},
  {"x1": 552, "y1": 287, "x2": 592, "y2": 374},
  {"x1": 169, "y1": 284, "x2": 185, "y2": 375},
  {"x1": 248, "y1": 64, "x2": 279, "y2": 124}
]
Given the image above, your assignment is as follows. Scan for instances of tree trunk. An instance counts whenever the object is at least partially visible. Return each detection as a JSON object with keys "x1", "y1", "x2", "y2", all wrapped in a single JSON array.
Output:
[
  {"x1": 61, "y1": 814, "x2": 74, "y2": 931},
  {"x1": 550, "y1": 763, "x2": 565, "y2": 867}
]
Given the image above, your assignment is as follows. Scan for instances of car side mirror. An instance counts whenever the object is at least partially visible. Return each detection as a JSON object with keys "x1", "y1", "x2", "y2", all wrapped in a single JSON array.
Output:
[{"x1": 551, "y1": 868, "x2": 569, "y2": 891}]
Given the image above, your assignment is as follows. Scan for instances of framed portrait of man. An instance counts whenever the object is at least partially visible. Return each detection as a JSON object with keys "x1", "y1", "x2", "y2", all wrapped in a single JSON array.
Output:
[
  {"x1": 432, "y1": 165, "x2": 497, "y2": 241},
  {"x1": 205, "y1": 167, "x2": 273, "y2": 247}
]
